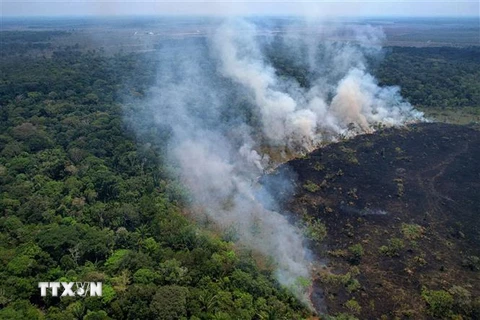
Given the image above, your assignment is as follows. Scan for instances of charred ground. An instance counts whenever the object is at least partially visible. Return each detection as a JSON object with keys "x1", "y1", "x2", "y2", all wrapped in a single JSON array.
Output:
[{"x1": 268, "y1": 122, "x2": 480, "y2": 319}]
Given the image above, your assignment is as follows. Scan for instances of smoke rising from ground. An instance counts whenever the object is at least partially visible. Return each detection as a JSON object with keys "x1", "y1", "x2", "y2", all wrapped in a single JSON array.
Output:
[
  {"x1": 213, "y1": 19, "x2": 423, "y2": 150},
  {"x1": 128, "y1": 18, "x2": 424, "y2": 305}
]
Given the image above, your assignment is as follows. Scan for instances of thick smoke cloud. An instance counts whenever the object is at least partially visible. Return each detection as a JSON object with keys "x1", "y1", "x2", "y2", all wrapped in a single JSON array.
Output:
[
  {"x1": 213, "y1": 19, "x2": 423, "y2": 149},
  {"x1": 128, "y1": 18, "x2": 424, "y2": 305}
]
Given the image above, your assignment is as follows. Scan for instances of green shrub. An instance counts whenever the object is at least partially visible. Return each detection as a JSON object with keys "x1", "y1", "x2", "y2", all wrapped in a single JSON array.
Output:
[
  {"x1": 348, "y1": 244, "x2": 364, "y2": 265},
  {"x1": 345, "y1": 298, "x2": 361, "y2": 315},
  {"x1": 421, "y1": 287, "x2": 454, "y2": 318},
  {"x1": 313, "y1": 162, "x2": 325, "y2": 171},
  {"x1": 303, "y1": 180, "x2": 320, "y2": 193},
  {"x1": 304, "y1": 219, "x2": 327, "y2": 243},
  {"x1": 379, "y1": 238, "x2": 405, "y2": 257},
  {"x1": 346, "y1": 279, "x2": 361, "y2": 293},
  {"x1": 401, "y1": 223, "x2": 424, "y2": 240},
  {"x1": 449, "y1": 285, "x2": 472, "y2": 315}
]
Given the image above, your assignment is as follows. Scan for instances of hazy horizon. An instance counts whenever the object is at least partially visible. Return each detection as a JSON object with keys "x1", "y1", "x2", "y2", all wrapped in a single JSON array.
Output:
[{"x1": 2, "y1": 1, "x2": 479, "y2": 18}]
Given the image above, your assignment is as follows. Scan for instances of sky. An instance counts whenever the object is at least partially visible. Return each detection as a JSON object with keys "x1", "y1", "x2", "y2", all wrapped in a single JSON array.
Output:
[{"x1": 1, "y1": 0, "x2": 479, "y2": 17}]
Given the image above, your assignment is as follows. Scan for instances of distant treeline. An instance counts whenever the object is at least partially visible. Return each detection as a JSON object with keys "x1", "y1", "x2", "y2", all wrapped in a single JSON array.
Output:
[
  {"x1": 2, "y1": 30, "x2": 479, "y2": 110},
  {"x1": 375, "y1": 46, "x2": 480, "y2": 109},
  {"x1": 0, "y1": 31, "x2": 70, "y2": 56}
]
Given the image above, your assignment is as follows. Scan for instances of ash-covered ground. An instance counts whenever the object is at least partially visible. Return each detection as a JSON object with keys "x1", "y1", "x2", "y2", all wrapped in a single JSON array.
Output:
[{"x1": 265, "y1": 122, "x2": 480, "y2": 318}]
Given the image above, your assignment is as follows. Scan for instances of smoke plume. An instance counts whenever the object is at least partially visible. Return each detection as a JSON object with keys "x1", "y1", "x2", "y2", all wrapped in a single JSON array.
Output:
[{"x1": 127, "y1": 18, "x2": 424, "y2": 305}]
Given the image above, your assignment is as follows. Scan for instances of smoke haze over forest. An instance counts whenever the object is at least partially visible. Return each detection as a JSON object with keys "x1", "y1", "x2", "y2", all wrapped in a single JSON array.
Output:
[
  {"x1": 1, "y1": 0, "x2": 479, "y2": 316},
  {"x1": 124, "y1": 17, "x2": 425, "y2": 304}
]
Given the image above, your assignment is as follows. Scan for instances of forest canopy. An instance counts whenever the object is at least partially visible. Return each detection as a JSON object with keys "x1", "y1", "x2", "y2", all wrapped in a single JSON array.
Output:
[
  {"x1": 0, "y1": 35, "x2": 310, "y2": 319},
  {"x1": 1, "y1": 29, "x2": 479, "y2": 319}
]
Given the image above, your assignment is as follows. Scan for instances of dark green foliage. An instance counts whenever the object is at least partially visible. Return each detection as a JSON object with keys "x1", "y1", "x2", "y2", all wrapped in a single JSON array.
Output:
[
  {"x1": 421, "y1": 287, "x2": 454, "y2": 318},
  {"x1": 0, "y1": 300, "x2": 45, "y2": 319},
  {"x1": 0, "y1": 35, "x2": 309, "y2": 319},
  {"x1": 150, "y1": 285, "x2": 189, "y2": 319},
  {"x1": 347, "y1": 244, "x2": 364, "y2": 265},
  {"x1": 375, "y1": 46, "x2": 480, "y2": 109},
  {"x1": 379, "y1": 238, "x2": 405, "y2": 257}
]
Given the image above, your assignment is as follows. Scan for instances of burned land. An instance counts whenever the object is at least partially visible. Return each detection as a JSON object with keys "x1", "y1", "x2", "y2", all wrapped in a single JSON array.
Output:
[
  {"x1": 1, "y1": 17, "x2": 479, "y2": 320},
  {"x1": 267, "y1": 122, "x2": 480, "y2": 319}
]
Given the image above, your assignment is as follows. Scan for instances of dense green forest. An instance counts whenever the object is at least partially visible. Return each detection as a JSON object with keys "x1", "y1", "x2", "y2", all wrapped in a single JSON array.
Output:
[
  {"x1": 375, "y1": 46, "x2": 480, "y2": 110},
  {"x1": 1, "y1": 29, "x2": 479, "y2": 319},
  {"x1": 0, "y1": 37, "x2": 311, "y2": 319}
]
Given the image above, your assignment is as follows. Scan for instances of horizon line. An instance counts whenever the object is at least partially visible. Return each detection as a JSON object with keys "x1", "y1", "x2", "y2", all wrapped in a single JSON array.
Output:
[{"x1": 3, "y1": 14, "x2": 479, "y2": 18}]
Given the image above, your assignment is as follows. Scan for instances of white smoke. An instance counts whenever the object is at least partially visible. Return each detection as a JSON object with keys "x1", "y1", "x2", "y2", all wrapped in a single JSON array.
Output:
[
  {"x1": 129, "y1": 18, "x2": 424, "y2": 306},
  {"x1": 212, "y1": 19, "x2": 423, "y2": 150}
]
